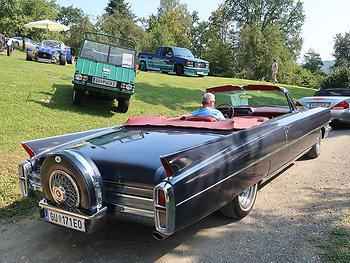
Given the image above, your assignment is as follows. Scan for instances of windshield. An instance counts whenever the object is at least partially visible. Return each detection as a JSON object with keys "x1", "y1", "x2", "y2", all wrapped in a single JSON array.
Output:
[
  {"x1": 214, "y1": 90, "x2": 290, "y2": 108},
  {"x1": 173, "y1": 48, "x2": 194, "y2": 58},
  {"x1": 42, "y1": 40, "x2": 61, "y2": 48},
  {"x1": 314, "y1": 89, "x2": 350, "y2": 96},
  {"x1": 80, "y1": 40, "x2": 135, "y2": 67}
]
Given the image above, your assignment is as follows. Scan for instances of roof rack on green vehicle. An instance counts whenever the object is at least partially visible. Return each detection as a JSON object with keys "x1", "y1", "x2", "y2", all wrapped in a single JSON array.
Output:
[{"x1": 83, "y1": 32, "x2": 136, "y2": 50}]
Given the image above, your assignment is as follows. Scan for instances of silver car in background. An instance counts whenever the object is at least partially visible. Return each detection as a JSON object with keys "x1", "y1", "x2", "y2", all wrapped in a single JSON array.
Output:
[{"x1": 297, "y1": 88, "x2": 350, "y2": 124}]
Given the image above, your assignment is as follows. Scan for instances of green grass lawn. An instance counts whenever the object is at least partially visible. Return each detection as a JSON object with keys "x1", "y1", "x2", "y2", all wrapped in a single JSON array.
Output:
[{"x1": 0, "y1": 51, "x2": 316, "y2": 219}]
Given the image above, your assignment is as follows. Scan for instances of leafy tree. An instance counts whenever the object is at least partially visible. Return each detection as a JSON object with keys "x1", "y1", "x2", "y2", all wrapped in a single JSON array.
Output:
[
  {"x1": 333, "y1": 32, "x2": 350, "y2": 68},
  {"x1": 105, "y1": 0, "x2": 134, "y2": 19},
  {"x1": 224, "y1": 0, "x2": 305, "y2": 58},
  {"x1": 302, "y1": 49, "x2": 323, "y2": 73},
  {"x1": 235, "y1": 24, "x2": 295, "y2": 82},
  {"x1": 56, "y1": 5, "x2": 94, "y2": 51},
  {"x1": 141, "y1": 0, "x2": 192, "y2": 51},
  {"x1": 321, "y1": 66, "x2": 350, "y2": 89},
  {"x1": 57, "y1": 5, "x2": 85, "y2": 26},
  {"x1": 0, "y1": 0, "x2": 58, "y2": 39},
  {"x1": 97, "y1": 2, "x2": 144, "y2": 50}
]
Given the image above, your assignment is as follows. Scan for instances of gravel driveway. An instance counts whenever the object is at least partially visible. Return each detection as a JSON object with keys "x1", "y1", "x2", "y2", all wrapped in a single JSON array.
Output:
[{"x1": 0, "y1": 127, "x2": 349, "y2": 263}]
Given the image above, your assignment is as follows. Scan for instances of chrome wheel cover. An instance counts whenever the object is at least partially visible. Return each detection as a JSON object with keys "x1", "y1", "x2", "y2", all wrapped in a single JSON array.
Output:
[
  {"x1": 49, "y1": 170, "x2": 80, "y2": 209},
  {"x1": 238, "y1": 184, "x2": 257, "y2": 211}
]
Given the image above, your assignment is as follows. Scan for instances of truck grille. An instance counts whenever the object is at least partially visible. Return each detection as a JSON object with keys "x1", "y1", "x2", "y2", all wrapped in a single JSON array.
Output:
[
  {"x1": 37, "y1": 52, "x2": 52, "y2": 59},
  {"x1": 195, "y1": 62, "x2": 206, "y2": 68}
]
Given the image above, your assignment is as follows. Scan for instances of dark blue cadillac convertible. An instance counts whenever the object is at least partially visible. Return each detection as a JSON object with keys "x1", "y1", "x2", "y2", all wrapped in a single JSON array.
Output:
[{"x1": 18, "y1": 85, "x2": 330, "y2": 240}]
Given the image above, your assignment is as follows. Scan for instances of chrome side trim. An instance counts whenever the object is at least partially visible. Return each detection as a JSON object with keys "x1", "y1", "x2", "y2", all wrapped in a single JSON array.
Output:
[
  {"x1": 260, "y1": 146, "x2": 312, "y2": 184},
  {"x1": 104, "y1": 181, "x2": 153, "y2": 198},
  {"x1": 176, "y1": 124, "x2": 326, "y2": 207},
  {"x1": 113, "y1": 205, "x2": 153, "y2": 218}
]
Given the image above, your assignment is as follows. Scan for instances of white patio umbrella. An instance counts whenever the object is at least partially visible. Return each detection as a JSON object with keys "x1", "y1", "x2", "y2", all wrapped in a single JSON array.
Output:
[{"x1": 24, "y1": 19, "x2": 70, "y2": 32}]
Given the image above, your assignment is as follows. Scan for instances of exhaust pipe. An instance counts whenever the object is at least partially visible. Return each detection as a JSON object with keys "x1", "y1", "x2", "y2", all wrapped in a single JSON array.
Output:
[{"x1": 152, "y1": 231, "x2": 168, "y2": 240}]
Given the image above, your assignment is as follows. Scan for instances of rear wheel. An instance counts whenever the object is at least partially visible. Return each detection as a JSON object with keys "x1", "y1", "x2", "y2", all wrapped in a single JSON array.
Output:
[
  {"x1": 117, "y1": 99, "x2": 130, "y2": 113},
  {"x1": 72, "y1": 88, "x2": 85, "y2": 105},
  {"x1": 305, "y1": 130, "x2": 322, "y2": 159},
  {"x1": 175, "y1": 64, "x2": 184, "y2": 76},
  {"x1": 26, "y1": 50, "x2": 33, "y2": 61},
  {"x1": 220, "y1": 183, "x2": 258, "y2": 220}
]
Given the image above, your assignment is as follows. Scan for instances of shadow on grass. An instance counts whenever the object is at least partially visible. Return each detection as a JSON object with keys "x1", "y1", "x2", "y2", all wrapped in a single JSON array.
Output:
[
  {"x1": 29, "y1": 83, "x2": 116, "y2": 118},
  {"x1": 0, "y1": 198, "x2": 36, "y2": 222}
]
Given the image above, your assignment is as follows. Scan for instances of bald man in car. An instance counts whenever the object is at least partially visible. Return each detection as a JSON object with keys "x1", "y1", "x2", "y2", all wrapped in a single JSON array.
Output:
[{"x1": 192, "y1": 92, "x2": 225, "y2": 120}]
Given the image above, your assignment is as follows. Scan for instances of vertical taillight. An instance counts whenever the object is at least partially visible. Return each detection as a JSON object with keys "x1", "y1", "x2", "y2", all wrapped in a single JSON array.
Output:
[
  {"x1": 332, "y1": 101, "x2": 349, "y2": 110},
  {"x1": 155, "y1": 188, "x2": 167, "y2": 229},
  {"x1": 153, "y1": 182, "x2": 175, "y2": 236},
  {"x1": 21, "y1": 143, "x2": 35, "y2": 158}
]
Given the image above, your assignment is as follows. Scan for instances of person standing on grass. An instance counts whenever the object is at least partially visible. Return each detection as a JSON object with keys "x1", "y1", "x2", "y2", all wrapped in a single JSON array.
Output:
[{"x1": 272, "y1": 58, "x2": 278, "y2": 84}]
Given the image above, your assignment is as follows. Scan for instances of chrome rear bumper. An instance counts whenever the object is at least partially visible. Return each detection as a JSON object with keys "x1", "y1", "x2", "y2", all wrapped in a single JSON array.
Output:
[{"x1": 39, "y1": 199, "x2": 107, "y2": 233}]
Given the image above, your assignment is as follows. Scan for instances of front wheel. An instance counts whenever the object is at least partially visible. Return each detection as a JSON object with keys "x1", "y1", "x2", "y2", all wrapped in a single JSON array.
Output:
[
  {"x1": 117, "y1": 99, "x2": 130, "y2": 113},
  {"x1": 220, "y1": 183, "x2": 258, "y2": 220},
  {"x1": 305, "y1": 130, "x2": 322, "y2": 159},
  {"x1": 72, "y1": 89, "x2": 85, "y2": 105},
  {"x1": 139, "y1": 61, "x2": 147, "y2": 71},
  {"x1": 175, "y1": 64, "x2": 184, "y2": 76}
]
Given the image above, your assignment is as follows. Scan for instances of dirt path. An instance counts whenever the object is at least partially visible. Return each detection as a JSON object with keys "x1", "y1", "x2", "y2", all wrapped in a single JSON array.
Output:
[{"x1": 0, "y1": 128, "x2": 349, "y2": 263}]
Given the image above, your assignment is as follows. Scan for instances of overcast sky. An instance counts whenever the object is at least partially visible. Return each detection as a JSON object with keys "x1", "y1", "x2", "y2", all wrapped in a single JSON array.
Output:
[{"x1": 56, "y1": 0, "x2": 350, "y2": 61}]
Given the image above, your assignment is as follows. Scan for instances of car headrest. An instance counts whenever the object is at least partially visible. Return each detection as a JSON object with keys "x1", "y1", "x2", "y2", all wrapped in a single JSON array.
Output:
[{"x1": 181, "y1": 116, "x2": 218, "y2": 122}]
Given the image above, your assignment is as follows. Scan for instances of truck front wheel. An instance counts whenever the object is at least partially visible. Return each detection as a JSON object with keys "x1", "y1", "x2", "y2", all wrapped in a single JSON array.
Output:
[
  {"x1": 139, "y1": 61, "x2": 147, "y2": 71},
  {"x1": 117, "y1": 99, "x2": 130, "y2": 113},
  {"x1": 175, "y1": 64, "x2": 184, "y2": 76},
  {"x1": 72, "y1": 88, "x2": 85, "y2": 105}
]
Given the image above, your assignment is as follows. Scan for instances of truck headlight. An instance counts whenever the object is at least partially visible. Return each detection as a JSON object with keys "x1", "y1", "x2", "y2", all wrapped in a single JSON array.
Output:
[{"x1": 74, "y1": 74, "x2": 82, "y2": 81}]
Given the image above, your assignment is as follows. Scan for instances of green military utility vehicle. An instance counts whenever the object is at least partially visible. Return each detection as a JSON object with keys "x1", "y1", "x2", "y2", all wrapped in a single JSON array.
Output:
[{"x1": 72, "y1": 32, "x2": 136, "y2": 113}]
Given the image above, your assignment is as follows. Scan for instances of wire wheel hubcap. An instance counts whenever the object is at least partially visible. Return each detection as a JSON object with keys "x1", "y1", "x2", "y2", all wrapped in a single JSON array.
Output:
[{"x1": 49, "y1": 170, "x2": 80, "y2": 209}]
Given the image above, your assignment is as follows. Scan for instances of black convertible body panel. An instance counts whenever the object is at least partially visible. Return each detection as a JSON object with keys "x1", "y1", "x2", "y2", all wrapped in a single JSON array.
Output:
[{"x1": 18, "y1": 85, "x2": 331, "y2": 239}]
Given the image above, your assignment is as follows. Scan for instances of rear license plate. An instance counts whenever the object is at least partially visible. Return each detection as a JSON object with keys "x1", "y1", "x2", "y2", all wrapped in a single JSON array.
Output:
[
  {"x1": 92, "y1": 77, "x2": 117, "y2": 87},
  {"x1": 197, "y1": 71, "x2": 204, "y2": 75},
  {"x1": 44, "y1": 209, "x2": 86, "y2": 232},
  {"x1": 309, "y1": 102, "x2": 330, "y2": 108}
]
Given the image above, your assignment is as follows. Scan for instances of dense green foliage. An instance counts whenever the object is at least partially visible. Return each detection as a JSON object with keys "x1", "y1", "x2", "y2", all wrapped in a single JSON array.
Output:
[
  {"x1": 333, "y1": 32, "x2": 350, "y2": 68},
  {"x1": 303, "y1": 49, "x2": 324, "y2": 73},
  {"x1": 321, "y1": 66, "x2": 350, "y2": 89},
  {"x1": 320, "y1": 32, "x2": 350, "y2": 89}
]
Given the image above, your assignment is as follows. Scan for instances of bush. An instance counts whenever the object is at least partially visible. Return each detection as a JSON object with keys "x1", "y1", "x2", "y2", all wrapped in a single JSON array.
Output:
[
  {"x1": 321, "y1": 66, "x2": 350, "y2": 89},
  {"x1": 281, "y1": 64, "x2": 324, "y2": 89}
]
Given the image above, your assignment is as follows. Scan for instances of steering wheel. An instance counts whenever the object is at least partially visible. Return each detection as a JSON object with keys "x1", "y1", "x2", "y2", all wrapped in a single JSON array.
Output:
[{"x1": 216, "y1": 103, "x2": 234, "y2": 119}]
